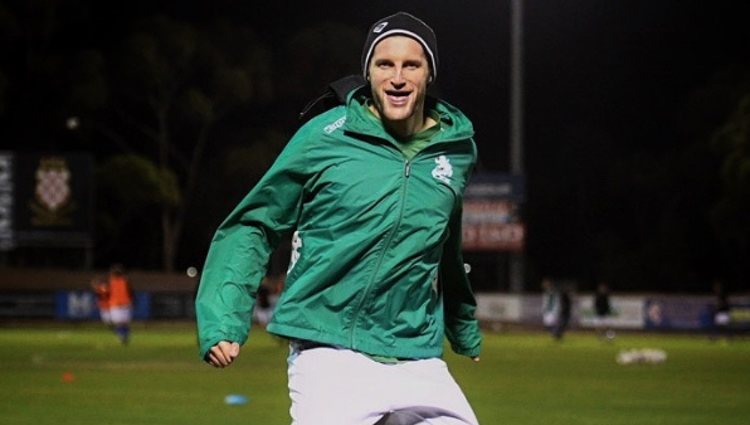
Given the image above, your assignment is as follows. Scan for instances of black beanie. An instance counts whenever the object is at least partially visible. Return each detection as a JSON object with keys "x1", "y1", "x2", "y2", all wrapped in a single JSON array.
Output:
[{"x1": 361, "y1": 12, "x2": 439, "y2": 82}]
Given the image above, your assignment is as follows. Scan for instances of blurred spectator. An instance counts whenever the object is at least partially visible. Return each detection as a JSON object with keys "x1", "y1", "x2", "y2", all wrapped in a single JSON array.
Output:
[
  {"x1": 90, "y1": 275, "x2": 111, "y2": 327},
  {"x1": 542, "y1": 277, "x2": 571, "y2": 340},
  {"x1": 711, "y1": 279, "x2": 731, "y2": 341},
  {"x1": 253, "y1": 281, "x2": 273, "y2": 328},
  {"x1": 594, "y1": 282, "x2": 615, "y2": 341},
  {"x1": 542, "y1": 277, "x2": 558, "y2": 329},
  {"x1": 557, "y1": 285, "x2": 572, "y2": 340},
  {"x1": 108, "y1": 264, "x2": 134, "y2": 345}
]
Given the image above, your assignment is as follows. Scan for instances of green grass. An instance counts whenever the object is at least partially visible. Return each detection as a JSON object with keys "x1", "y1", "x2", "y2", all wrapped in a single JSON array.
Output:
[{"x1": 0, "y1": 323, "x2": 748, "y2": 424}]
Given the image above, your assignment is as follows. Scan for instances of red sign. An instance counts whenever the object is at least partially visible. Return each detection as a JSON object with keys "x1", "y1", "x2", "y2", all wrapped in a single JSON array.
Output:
[
  {"x1": 462, "y1": 199, "x2": 524, "y2": 251},
  {"x1": 462, "y1": 222, "x2": 525, "y2": 251}
]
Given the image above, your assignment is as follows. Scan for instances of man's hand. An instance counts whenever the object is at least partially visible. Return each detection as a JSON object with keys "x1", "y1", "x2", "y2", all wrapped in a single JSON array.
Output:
[{"x1": 206, "y1": 341, "x2": 241, "y2": 368}]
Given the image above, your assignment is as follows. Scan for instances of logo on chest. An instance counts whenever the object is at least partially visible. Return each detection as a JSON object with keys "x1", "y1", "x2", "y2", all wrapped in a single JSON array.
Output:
[{"x1": 431, "y1": 155, "x2": 453, "y2": 185}]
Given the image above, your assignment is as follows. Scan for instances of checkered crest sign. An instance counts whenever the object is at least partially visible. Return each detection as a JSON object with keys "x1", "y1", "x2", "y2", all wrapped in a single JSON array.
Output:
[
  {"x1": 35, "y1": 158, "x2": 71, "y2": 211},
  {"x1": 5, "y1": 153, "x2": 92, "y2": 248},
  {"x1": 30, "y1": 157, "x2": 75, "y2": 226}
]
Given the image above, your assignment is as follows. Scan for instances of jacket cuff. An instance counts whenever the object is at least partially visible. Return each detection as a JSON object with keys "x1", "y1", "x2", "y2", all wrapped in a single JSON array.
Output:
[{"x1": 451, "y1": 341, "x2": 481, "y2": 358}]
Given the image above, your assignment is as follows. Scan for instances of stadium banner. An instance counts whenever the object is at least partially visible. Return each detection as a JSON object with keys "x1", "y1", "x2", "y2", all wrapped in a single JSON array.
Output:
[
  {"x1": 149, "y1": 293, "x2": 197, "y2": 319},
  {"x1": 11, "y1": 153, "x2": 94, "y2": 248},
  {"x1": 0, "y1": 152, "x2": 14, "y2": 251},
  {"x1": 577, "y1": 296, "x2": 645, "y2": 329},
  {"x1": 520, "y1": 295, "x2": 545, "y2": 324},
  {"x1": 475, "y1": 294, "x2": 522, "y2": 322},
  {"x1": 54, "y1": 290, "x2": 151, "y2": 320},
  {"x1": 643, "y1": 297, "x2": 713, "y2": 330},
  {"x1": 728, "y1": 304, "x2": 750, "y2": 330},
  {"x1": 462, "y1": 173, "x2": 525, "y2": 252},
  {"x1": 0, "y1": 293, "x2": 54, "y2": 318}
]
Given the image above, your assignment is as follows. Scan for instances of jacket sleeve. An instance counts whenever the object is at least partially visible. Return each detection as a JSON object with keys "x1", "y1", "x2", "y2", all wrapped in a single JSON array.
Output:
[
  {"x1": 441, "y1": 203, "x2": 482, "y2": 358},
  {"x1": 195, "y1": 128, "x2": 312, "y2": 360}
]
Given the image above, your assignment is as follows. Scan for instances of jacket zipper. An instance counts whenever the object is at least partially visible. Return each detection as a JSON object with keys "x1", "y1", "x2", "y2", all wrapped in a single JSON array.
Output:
[{"x1": 349, "y1": 159, "x2": 411, "y2": 349}]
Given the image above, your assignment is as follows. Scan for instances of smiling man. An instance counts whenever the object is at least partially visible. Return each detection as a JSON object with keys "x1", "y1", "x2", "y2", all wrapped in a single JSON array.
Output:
[
  {"x1": 196, "y1": 11, "x2": 482, "y2": 425},
  {"x1": 366, "y1": 35, "x2": 431, "y2": 137}
]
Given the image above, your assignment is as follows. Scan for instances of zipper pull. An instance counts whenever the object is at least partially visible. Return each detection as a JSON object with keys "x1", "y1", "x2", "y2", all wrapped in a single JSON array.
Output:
[{"x1": 404, "y1": 161, "x2": 411, "y2": 177}]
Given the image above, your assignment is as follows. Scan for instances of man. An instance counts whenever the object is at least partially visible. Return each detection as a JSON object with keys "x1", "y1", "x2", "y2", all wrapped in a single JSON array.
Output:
[
  {"x1": 541, "y1": 277, "x2": 559, "y2": 329},
  {"x1": 711, "y1": 279, "x2": 731, "y2": 341},
  {"x1": 557, "y1": 285, "x2": 572, "y2": 340},
  {"x1": 107, "y1": 264, "x2": 134, "y2": 345},
  {"x1": 541, "y1": 277, "x2": 570, "y2": 340},
  {"x1": 90, "y1": 274, "x2": 111, "y2": 326},
  {"x1": 594, "y1": 282, "x2": 615, "y2": 340},
  {"x1": 196, "y1": 12, "x2": 481, "y2": 425}
]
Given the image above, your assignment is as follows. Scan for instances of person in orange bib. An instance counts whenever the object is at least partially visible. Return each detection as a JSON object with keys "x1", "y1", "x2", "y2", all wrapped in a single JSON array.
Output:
[{"x1": 107, "y1": 264, "x2": 134, "y2": 345}]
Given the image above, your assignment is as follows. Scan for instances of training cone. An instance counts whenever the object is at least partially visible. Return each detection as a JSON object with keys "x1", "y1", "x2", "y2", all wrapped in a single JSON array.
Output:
[
  {"x1": 224, "y1": 394, "x2": 249, "y2": 405},
  {"x1": 61, "y1": 372, "x2": 76, "y2": 383}
]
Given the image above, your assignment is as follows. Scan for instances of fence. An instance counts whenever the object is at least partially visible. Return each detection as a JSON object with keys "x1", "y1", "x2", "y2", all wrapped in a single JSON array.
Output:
[{"x1": 1, "y1": 267, "x2": 749, "y2": 331}]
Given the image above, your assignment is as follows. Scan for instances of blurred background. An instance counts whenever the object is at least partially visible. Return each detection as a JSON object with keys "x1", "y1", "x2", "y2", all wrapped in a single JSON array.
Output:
[{"x1": 1, "y1": 0, "x2": 749, "y2": 324}]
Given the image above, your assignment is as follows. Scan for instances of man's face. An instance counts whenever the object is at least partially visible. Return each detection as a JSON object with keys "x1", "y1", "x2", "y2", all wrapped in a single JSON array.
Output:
[{"x1": 368, "y1": 36, "x2": 430, "y2": 129}]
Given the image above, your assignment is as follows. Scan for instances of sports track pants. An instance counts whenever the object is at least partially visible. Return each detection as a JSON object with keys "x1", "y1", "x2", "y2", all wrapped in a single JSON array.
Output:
[{"x1": 287, "y1": 343, "x2": 480, "y2": 425}]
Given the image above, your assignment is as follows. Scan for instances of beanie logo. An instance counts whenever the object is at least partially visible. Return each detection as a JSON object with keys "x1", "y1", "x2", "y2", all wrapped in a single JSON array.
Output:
[{"x1": 373, "y1": 22, "x2": 388, "y2": 33}]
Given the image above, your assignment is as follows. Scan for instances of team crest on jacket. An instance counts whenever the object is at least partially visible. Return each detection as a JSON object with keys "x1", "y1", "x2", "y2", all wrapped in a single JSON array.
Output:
[{"x1": 431, "y1": 155, "x2": 453, "y2": 184}]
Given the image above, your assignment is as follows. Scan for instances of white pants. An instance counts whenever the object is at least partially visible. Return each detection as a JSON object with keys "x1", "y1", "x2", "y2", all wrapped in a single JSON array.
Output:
[
  {"x1": 287, "y1": 344, "x2": 479, "y2": 425},
  {"x1": 99, "y1": 308, "x2": 112, "y2": 325},
  {"x1": 109, "y1": 305, "x2": 132, "y2": 325}
]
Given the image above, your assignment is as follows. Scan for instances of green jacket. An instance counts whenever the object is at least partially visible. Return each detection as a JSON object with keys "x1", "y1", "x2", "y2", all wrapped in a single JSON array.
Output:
[{"x1": 195, "y1": 90, "x2": 482, "y2": 360}]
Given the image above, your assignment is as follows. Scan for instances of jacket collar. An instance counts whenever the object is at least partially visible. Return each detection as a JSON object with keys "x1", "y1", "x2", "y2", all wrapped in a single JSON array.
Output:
[{"x1": 342, "y1": 87, "x2": 475, "y2": 144}]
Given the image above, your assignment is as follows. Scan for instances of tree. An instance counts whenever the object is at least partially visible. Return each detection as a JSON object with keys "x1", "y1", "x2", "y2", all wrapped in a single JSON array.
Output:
[
  {"x1": 0, "y1": 70, "x2": 6, "y2": 116},
  {"x1": 711, "y1": 91, "x2": 750, "y2": 288},
  {"x1": 278, "y1": 22, "x2": 361, "y2": 118},
  {"x1": 95, "y1": 153, "x2": 180, "y2": 267},
  {"x1": 89, "y1": 16, "x2": 272, "y2": 271}
]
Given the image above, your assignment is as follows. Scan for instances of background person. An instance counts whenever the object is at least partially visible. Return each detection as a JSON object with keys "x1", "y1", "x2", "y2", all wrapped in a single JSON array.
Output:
[
  {"x1": 90, "y1": 275, "x2": 111, "y2": 327},
  {"x1": 107, "y1": 264, "x2": 134, "y2": 345},
  {"x1": 542, "y1": 277, "x2": 571, "y2": 341},
  {"x1": 252, "y1": 280, "x2": 273, "y2": 328},
  {"x1": 556, "y1": 284, "x2": 572, "y2": 340},
  {"x1": 711, "y1": 279, "x2": 731, "y2": 341},
  {"x1": 542, "y1": 277, "x2": 559, "y2": 331},
  {"x1": 594, "y1": 282, "x2": 615, "y2": 340}
]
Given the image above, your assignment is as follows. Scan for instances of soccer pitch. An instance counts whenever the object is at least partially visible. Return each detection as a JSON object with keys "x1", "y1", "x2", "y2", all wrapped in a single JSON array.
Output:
[{"x1": 0, "y1": 323, "x2": 748, "y2": 425}]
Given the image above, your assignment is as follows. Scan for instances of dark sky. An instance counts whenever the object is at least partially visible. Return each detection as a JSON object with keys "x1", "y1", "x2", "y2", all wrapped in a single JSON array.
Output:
[
  {"x1": 8, "y1": 0, "x2": 750, "y2": 169},
  {"x1": 4, "y1": 0, "x2": 750, "y2": 287},
  {"x1": 177, "y1": 1, "x2": 750, "y2": 171}
]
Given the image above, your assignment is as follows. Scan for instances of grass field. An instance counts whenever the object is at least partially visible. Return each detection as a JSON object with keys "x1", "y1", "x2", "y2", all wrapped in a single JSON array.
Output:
[{"x1": 0, "y1": 322, "x2": 748, "y2": 425}]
